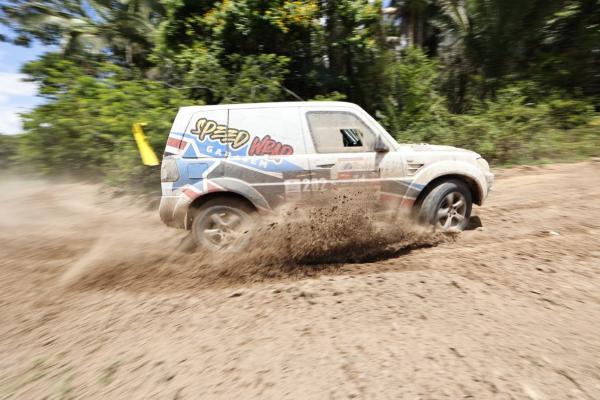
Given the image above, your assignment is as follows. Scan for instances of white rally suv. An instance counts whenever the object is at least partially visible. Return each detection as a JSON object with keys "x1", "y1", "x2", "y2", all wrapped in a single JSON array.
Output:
[{"x1": 159, "y1": 101, "x2": 494, "y2": 251}]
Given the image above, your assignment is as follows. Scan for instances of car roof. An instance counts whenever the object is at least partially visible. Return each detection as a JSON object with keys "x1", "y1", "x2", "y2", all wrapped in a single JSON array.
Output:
[{"x1": 178, "y1": 101, "x2": 362, "y2": 113}]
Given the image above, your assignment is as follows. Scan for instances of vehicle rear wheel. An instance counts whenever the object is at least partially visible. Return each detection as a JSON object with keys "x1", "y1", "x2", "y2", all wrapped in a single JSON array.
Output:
[
  {"x1": 190, "y1": 198, "x2": 255, "y2": 252},
  {"x1": 418, "y1": 180, "x2": 472, "y2": 231}
]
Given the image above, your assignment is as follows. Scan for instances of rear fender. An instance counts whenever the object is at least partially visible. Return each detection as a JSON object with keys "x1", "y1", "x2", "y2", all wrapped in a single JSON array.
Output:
[{"x1": 200, "y1": 177, "x2": 271, "y2": 213}]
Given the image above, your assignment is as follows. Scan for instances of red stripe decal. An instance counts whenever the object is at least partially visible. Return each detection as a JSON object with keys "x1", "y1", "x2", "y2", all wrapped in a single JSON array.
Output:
[
  {"x1": 379, "y1": 193, "x2": 415, "y2": 207},
  {"x1": 206, "y1": 181, "x2": 224, "y2": 193},
  {"x1": 400, "y1": 198, "x2": 415, "y2": 207},
  {"x1": 167, "y1": 137, "x2": 185, "y2": 149},
  {"x1": 183, "y1": 188, "x2": 200, "y2": 200}
]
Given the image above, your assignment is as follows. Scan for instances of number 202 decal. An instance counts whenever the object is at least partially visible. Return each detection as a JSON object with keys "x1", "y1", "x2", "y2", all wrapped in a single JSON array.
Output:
[{"x1": 286, "y1": 178, "x2": 329, "y2": 193}]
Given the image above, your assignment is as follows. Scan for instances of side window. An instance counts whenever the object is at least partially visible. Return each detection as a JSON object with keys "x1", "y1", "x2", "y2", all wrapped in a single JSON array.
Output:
[{"x1": 306, "y1": 111, "x2": 376, "y2": 153}]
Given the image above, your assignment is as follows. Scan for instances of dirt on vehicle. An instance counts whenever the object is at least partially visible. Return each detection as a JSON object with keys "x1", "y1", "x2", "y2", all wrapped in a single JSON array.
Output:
[{"x1": 1, "y1": 161, "x2": 599, "y2": 399}]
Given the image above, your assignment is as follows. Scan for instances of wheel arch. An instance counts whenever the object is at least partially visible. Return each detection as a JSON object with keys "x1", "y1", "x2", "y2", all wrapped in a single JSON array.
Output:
[
  {"x1": 186, "y1": 191, "x2": 259, "y2": 229},
  {"x1": 415, "y1": 173, "x2": 483, "y2": 207}
]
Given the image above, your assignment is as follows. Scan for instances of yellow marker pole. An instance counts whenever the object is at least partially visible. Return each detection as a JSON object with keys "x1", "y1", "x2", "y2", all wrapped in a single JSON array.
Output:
[{"x1": 132, "y1": 122, "x2": 159, "y2": 166}]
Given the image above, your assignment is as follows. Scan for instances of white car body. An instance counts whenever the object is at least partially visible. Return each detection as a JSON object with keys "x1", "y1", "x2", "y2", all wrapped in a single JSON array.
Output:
[{"x1": 159, "y1": 101, "x2": 494, "y2": 229}]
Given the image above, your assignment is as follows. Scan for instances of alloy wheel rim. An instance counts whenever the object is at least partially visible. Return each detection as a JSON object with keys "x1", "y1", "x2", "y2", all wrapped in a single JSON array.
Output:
[
  {"x1": 437, "y1": 192, "x2": 467, "y2": 230},
  {"x1": 201, "y1": 208, "x2": 249, "y2": 250}
]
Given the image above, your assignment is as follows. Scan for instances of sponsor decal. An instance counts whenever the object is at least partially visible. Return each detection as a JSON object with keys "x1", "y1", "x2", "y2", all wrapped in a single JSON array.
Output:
[
  {"x1": 191, "y1": 118, "x2": 250, "y2": 149},
  {"x1": 336, "y1": 171, "x2": 380, "y2": 180},
  {"x1": 284, "y1": 178, "x2": 329, "y2": 193},
  {"x1": 170, "y1": 117, "x2": 305, "y2": 199},
  {"x1": 231, "y1": 155, "x2": 272, "y2": 170},
  {"x1": 190, "y1": 118, "x2": 295, "y2": 156},
  {"x1": 248, "y1": 135, "x2": 294, "y2": 156}
]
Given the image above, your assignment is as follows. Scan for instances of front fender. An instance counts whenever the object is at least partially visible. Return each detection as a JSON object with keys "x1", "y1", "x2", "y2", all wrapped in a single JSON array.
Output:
[{"x1": 411, "y1": 160, "x2": 489, "y2": 205}]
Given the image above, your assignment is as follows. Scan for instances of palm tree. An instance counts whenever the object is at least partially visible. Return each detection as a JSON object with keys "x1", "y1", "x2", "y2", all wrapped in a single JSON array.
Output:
[
  {"x1": 0, "y1": 0, "x2": 163, "y2": 67},
  {"x1": 386, "y1": 0, "x2": 430, "y2": 48},
  {"x1": 432, "y1": 0, "x2": 472, "y2": 112},
  {"x1": 434, "y1": 0, "x2": 469, "y2": 49}
]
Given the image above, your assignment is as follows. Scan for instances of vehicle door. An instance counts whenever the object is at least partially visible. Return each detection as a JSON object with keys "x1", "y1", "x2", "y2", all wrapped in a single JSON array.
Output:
[
  {"x1": 301, "y1": 107, "x2": 388, "y2": 203},
  {"x1": 226, "y1": 106, "x2": 312, "y2": 208}
]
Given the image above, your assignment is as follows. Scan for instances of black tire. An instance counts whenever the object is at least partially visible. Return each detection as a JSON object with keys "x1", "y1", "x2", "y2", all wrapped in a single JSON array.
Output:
[
  {"x1": 418, "y1": 180, "x2": 472, "y2": 231},
  {"x1": 190, "y1": 197, "x2": 255, "y2": 252}
]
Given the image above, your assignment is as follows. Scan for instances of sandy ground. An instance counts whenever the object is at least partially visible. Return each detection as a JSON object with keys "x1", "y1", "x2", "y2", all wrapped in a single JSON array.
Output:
[{"x1": 0, "y1": 161, "x2": 599, "y2": 399}]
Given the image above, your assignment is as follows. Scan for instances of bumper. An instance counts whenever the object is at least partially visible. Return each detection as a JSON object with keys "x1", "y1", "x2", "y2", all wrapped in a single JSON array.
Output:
[
  {"x1": 485, "y1": 172, "x2": 495, "y2": 191},
  {"x1": 159, "y1": 195, "x2": 190, "y2": 229},
  {"x1": 478, "y1": 171, "x2": 495, "y2": 205}
]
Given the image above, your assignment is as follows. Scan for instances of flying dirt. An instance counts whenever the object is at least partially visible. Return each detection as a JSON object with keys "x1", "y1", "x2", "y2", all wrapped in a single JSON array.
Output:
[{"x1": 0, "y1": 161, "x2": 599, "y2": 399}]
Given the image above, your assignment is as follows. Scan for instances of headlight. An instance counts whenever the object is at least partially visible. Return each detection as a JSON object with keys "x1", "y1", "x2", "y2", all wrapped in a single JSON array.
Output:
[
  {"x1": 477, "y1": 157, "x2": 490, "y2": 171},
  {"x1": 161, "y1": 156, "x2": 180, "y2": 182}
]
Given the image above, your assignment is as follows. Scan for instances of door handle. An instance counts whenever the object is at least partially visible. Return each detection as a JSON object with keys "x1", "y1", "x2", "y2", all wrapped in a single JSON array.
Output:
[{"x1": 316, "y1": 163, "x2": 335, "y2": 169}]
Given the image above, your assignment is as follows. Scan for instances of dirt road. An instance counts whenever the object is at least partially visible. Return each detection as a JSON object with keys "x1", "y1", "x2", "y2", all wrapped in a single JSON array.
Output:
[{"x1": 1, "y1": 161, "x2": 599, "y2": 399}]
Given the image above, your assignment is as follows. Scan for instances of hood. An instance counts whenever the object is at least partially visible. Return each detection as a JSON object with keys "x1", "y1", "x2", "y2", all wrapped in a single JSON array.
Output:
[
  {"x1": 410, "y1": 144, "x2": 464, "y2": 152},
  {"x1": 408, "y1": 143, "x2": 480, "y2": 157}
]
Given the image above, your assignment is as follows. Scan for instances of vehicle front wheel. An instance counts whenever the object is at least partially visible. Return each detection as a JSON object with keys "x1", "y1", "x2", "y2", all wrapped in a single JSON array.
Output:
[
  {"x1": 418, "y1": 180, "x2": 472, "y2": 231},
  {"x1": 190, "y1": 198, "x2": 255, "y2": 252}
]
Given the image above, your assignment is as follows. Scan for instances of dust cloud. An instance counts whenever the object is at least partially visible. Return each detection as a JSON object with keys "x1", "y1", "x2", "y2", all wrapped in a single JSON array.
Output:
[{"x1": 0, "y1": 179, "x2": 441, "y2": 292}]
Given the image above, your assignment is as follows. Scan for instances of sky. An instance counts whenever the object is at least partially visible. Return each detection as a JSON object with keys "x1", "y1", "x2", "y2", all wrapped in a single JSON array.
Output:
[{"x1": 0, "y1": 26, "x2": 48, "y2": 135}]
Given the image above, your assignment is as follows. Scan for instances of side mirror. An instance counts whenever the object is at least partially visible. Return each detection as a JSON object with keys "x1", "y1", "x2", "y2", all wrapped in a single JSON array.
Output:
[{"x1": 374, "y1": 135, "x2": 390, "y2": 152}]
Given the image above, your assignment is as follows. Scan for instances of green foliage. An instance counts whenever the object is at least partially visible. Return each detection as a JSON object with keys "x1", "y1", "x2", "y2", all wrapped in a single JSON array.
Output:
[
  {"x1": 450, "y1": 87, "x2": 555, "y2": 163},
  {"x1": 536, "y1": 0, "x2": 600, "y2": 102},
  {"x1": 379, "y1": 47, "x2": 451, "y2": 143},
  {"x1": 17, "y1": 56, "x2": 185, "y2": 188},
  {"x1": 153, "y1": 44, "x2": 291, "y2": 103},
  {"x1": 400, "y1": 84, "x2": 600, "y2": 164},
  {"x1": 222, "y1": 53, "x2": 290, "y2": 103},
  {"x1": 154, "y1": 0, "x2": 322, "y2": 102},
  {"x1": 2, "y1": 0, "x2": 599, "y2": 189},
  {"x1": 4, "y1": 0, "x2": 599, "y2": 107},
  {"x1": 546, "y1": 98, "x2": 595, "y2": 129},
  {"x1": 0, "y1": 135, "x2": 20, "y2": 170},
  {"x1": 311, "y1": 91, "x2": 347, "y2": 101}
]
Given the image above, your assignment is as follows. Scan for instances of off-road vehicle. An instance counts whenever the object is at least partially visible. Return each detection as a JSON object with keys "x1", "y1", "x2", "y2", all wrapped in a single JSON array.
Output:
[{"x1": 159, "y1": 101, "x2": 494, "y2": 251}]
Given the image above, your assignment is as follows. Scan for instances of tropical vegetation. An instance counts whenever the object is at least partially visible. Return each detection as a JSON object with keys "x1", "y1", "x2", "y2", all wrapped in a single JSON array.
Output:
[{"x1": 1, "y1": 0, "x2": 598, "y2": 187}]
